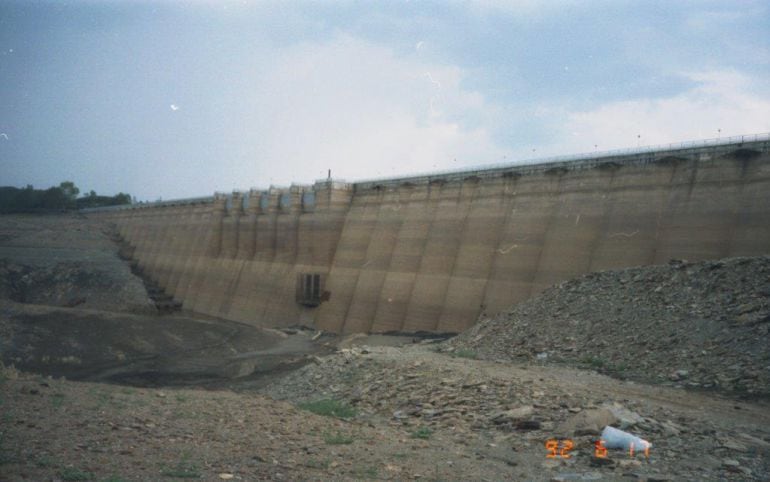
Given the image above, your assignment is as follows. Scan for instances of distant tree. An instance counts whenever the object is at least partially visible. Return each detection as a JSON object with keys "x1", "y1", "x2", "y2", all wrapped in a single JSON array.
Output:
[
  {"x1": 15, "y1": 184, "x2": 41, "y2": 210},
  {"x1": 1, "y1": 181, "x2": 130, "y2": 212},
  {"x1": 39, "y1": 186, "x2": 68, "y2": 209},
  {"x1": 0, "y1": 186, "x2": 20, "y2": 209},
  {"x1": 59, "y1": 181, "x2": 79, "y2": 202},
  {"x1": 113, "y1": 192, "x2": 132, "y2": 205},
  {"x1": 75, "y1": 190, "x2": 132, "y2": 209}
]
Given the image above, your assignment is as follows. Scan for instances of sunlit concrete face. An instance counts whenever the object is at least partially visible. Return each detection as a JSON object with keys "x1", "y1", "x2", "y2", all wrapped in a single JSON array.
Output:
[{"x1": 89, "y1": 140, "x2": 770, "y2": 334}]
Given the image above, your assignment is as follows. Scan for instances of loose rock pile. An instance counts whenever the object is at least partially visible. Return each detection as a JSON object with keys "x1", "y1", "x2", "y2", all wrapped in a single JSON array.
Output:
[
  {"x1": 444, "y1": 256, "x2": 770, "y2": 397},
  {"x1": 262, "y1": 346, "x2": 770, "y2": 480},
  {"x1": 265, "y1": 348, "x2": 558, "y2": 434}
]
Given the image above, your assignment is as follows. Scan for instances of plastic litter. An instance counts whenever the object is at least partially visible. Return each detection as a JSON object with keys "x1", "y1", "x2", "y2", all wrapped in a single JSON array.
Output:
[{"x1": 600, "y1": 426, "x2": 651, "y2": 452}]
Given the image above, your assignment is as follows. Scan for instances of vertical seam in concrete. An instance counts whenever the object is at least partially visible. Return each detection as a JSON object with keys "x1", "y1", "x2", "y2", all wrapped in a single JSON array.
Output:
[
  {"x1": 357, "y1": 188, "x2": 406, "y2": 333},
  {"x1": 649, "y1": 162, "x2": 681, "y2": 264},
  {"x1": 480, "y1": 177, "x2": 520, "y2": 318},
  {"x1": 526, "y1": 174, "x2": 565, "y2": 298},
  {"x1": 220, "y1": 259, "x2": 246, "y2": 315},
  {"x1": 436, "y1": 180, "x2": 481, "y2": 328},
  {"x1": 400, "y1": 183, "x2": 442, "y2": 332},
  {"x1": 585, "y1": 169, "x2": 618, "y2": 272},
  {"x1": 338, "y1": 191, "x2": 381, "y2": 333}
]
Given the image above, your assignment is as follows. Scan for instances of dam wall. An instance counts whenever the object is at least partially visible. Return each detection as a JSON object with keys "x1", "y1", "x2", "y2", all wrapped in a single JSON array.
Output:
[{"x1": 87, "y1": 135, "x2": 770, "y2": 333}]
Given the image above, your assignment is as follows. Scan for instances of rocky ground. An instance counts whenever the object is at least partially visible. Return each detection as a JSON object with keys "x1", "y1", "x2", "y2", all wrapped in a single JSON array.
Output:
[
  {"x1": 260, "y1": 343, "x2": 770, "y2": 481},
  {"x1": 4, "y1": 345, "x2": 770, "y2": 481},
  {"x1": 1, "y1": 363, "x2": 521, "y2": 482},
  {"x1": 444, "y1": 257, "x2": 770, "y2": 398}
]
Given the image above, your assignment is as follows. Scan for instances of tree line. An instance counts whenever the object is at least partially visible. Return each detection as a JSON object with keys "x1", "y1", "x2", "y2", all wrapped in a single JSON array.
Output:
[{"x1": 0, "y1": 181, "x2": 132, "y2": 213}]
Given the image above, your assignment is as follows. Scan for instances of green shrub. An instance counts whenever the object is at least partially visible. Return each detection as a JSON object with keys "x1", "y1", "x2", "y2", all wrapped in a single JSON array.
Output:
[
  {"x1": 411, "y1": 427, "x2": 432, "y2": 439},
  {"x1": 305, "y1": 458, "x2": 331, "y2": 469},
  {"x1": 453, "y1": 349, "x2": 477, "y2": 359},
  {"x1": 51, "y1": 393, "x2": 66, "y2": 409},
  {"x1": 581, "y1": 356, "x2": 606, "y2": 368},
  {"x1": 298, "y1": 399, "x2": 356, "y2": 419},
  {"x1": 161, "y1": 454, "x2": 200, "y2": 479},
  {"x1": 59, "y1": 468, "x2": 94, "y2": 481}
]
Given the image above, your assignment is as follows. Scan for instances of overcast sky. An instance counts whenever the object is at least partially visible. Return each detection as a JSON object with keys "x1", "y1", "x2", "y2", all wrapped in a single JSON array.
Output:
[{"x1": 1, "y1": 1, "x2": 769, "y2": 201}]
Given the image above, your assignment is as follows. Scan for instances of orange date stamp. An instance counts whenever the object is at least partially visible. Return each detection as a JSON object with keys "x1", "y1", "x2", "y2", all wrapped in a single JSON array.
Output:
[{"x1": 545, "y1": 439, "x2": 650, "y2": 458}]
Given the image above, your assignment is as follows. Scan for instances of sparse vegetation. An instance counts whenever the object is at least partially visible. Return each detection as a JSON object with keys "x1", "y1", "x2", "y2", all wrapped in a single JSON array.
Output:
[
  {"x1": 411, "y1": 426, "x2": 432, "y2": 439},
  {"x1": 36, "y1": 455, "x2": 60, "y2": 468},
  {"x1": 305, "y1": 458, "x2": 331, "y2": 469},
  {"x1": 59, "y1": 467, "x2": 95, "y2": 481},
  {"x1": 323, "y1": 431, "x2": 354, "y2": 445},
  {"x1": 0, "y1": 431, "x2": 16, "y2": 465},
  {"x1": 0, "y1": 362, "x2": 19, "y2": 383},
  {"x1": 581, "y1": 355, "x2": 607, "y2": 368},
  {"x1": 161, "y1": 456, "x2": 201, "y2": 479},
  {"x1": 580, "y1": 356, "x2": 632, "y2": 376},
  {"x1": 51, "y1": 392, "x2": 66, "y2": 409},
  {"x1": 353, "y1": 465, "x2": 379, "y2": 479},
  {"x1": 609, "y1": 361, "x2": 629, "y2": 375},
  {"x1": 298, "y1": 399, "x2": 356, "y2": 419},
  {"x1": 452, "y1": 349, "x2": 477, "y2": 359}
]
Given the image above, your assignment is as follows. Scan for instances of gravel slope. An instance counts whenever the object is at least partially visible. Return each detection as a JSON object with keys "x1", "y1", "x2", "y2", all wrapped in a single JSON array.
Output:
[
  {"x1": 0, "y1": 214, "x2": 154, "y2": 313},
  {"x1": 444, "y1": 256, "x2": 770, "y2": 397}
]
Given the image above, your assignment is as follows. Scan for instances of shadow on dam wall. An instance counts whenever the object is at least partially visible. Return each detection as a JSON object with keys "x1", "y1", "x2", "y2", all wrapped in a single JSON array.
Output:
[{"x1": 86, "y1": 137, "x2": 770, "y2": 334}]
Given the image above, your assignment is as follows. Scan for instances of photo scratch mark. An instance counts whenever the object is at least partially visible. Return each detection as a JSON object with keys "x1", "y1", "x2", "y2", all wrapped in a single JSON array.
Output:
[
  {"x1": 575, "y1": 214, "x2": 581, "y2": 225},
  {"x1": 425, "y1": 72, "x2": 442, "y2": 116},
  {"x1": 609, "y1": 230, "x2": 639, "y2": 238},
  {"x1": 497, "y1": 244, "x2": 519, "y2": 254}
]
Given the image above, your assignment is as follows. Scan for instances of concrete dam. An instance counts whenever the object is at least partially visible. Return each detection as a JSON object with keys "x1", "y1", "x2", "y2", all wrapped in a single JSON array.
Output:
[{"x1": 87, "y1": 135, "x2": 770, "y2": 334}]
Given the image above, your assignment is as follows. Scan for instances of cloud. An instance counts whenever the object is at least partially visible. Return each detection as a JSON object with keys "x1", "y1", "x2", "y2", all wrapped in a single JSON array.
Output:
[
  {"x1": 463, "y1": 0, "x2": 577, "y2": 14},
  {"x1": 558, "y1": 70, "x2": 770, "y2": 152},
  {"x1": 233, "y1": 35, "x2": 506, "y2": 186},
  {"x1": 685, "y1": 9, "x2": 758, "y2": 31}
]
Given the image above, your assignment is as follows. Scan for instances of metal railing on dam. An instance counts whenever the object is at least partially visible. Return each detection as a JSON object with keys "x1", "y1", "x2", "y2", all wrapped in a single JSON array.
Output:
[
  {"x1": 79, "y1": 195, "x2": 215, "y2": 213},
  {"x1": 85, "y1": 133, "x2": 770, "y2": 335},
  {"x1": 351, "y1": 132, "x2": 770, "y2": 189},
  {"x1": 81, "y1": 132, "x2": 769, "y2": 213}
]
